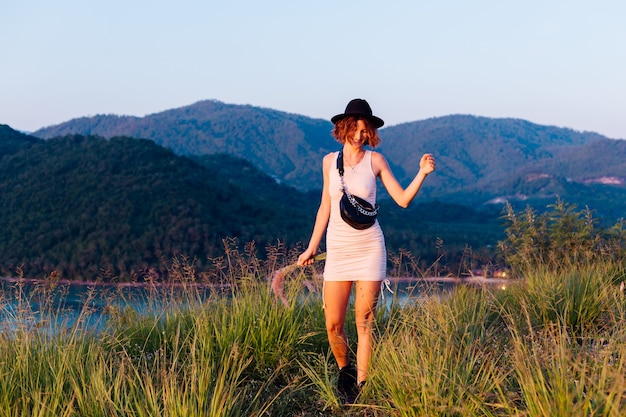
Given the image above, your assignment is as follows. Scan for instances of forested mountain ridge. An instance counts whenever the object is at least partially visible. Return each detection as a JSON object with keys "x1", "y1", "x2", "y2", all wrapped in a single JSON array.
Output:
[
  {"x1": 1, "y1": 126, "x2": 507, "y2": 280},
  {"x1": 8, "y1": 101, "x2": 626, "y2": 281},
  {"x1": 33, "y1": 100, "x2": 337, "y2": 190},
  {"x1": 0, "y1": 131, "x2": 320, "y2": 280},
  {"x1": 0, "y1": 124, "x2": 40, "y2": 156},
  {"x1": 33, "y1": 101, "x2": 625, "y2": 209},
  {"x1": 378, "y1": 115, "x2": 611, "y2": 195},
  {"x1": 2, "y1": 120, "x2": 623, "y2": 281}
]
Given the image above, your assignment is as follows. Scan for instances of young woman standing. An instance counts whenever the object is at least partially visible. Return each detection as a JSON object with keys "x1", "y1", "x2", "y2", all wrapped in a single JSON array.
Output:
[{"x1": 298, "y1": 98, "x2": 436, "y2": 403}]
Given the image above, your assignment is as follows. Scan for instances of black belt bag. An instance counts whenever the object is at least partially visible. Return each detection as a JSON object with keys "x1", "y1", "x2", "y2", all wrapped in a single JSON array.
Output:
[{"x1": 337, "y1": 151, "x2": 379, "y2": 230}]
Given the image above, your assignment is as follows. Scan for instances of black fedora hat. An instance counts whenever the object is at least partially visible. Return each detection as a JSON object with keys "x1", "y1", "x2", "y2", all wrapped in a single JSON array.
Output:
[{"x1": 331, "y1": 98, "x2": 384, "y2": 128}]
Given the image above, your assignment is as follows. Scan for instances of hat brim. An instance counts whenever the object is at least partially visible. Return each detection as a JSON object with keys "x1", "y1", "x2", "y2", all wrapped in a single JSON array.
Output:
[{"x1": 331, "y1": 113, "x2": 384, "y2": 129}]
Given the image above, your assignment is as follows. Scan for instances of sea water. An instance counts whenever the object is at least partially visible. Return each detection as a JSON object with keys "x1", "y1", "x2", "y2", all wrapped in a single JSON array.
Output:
[{"x1": 0, "y1": 277, "x2": 501, "y2": 335}]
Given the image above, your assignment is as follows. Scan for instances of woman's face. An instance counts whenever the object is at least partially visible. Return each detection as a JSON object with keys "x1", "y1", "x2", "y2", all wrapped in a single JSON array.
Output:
[{"x1": 347, "y1": 119, "x2": 369, "y2": 148}]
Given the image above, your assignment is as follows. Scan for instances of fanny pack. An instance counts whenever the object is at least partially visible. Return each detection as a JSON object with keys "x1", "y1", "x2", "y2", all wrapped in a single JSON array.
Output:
[{"x1": 337, "y1": 151, "x2": 379, "y2": 230}]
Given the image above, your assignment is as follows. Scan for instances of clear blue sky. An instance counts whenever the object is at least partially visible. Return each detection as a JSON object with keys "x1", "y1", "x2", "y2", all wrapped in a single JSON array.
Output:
[{"x1": 2, "y1": 0, "x2": 625, "y2": 139}]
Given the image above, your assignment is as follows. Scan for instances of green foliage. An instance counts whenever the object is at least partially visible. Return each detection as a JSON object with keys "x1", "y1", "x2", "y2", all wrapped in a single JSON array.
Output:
[
  {"x1": 379, "y1": 114, "x2": 613, "y2": 197},
  {"x1": 500, "y1": 195, "x2": 626, "y2": 337},
  {"x1": 505, "y1": 320, "x2": 626, "y2": 417},
  {"x1": 0, "y1": 124, "x2": 40, "y2": 157},
  {"x1": 0, "y1": 134, "x2": 317, "y2": 280},
  {"x1": 32, "y1": 102, "x2": 626, "y2": 213},
  {"x1": 0, "y1": 249, "x2": 328, "y2": 416},
  {"x1": 373, "y1": 287, "x2": 508, "y2": 416},
  {"x1": 2, "y1": 244, "x2": 626, "y2": 415},
  {"x1": 32, "y1": 100, "x2": 338, "y2": 191},
  {"x1": 498, "y1": 264, "x2": 621, "y2": 337},
  {"x1": 0, "y1": 128, "x2": 505, "y2": 282},
  {"x1": 4, "y1": 119, "x2": 625, "y2": 282},
  {"x1": 382, "y1": 200, "x2": 505, "y2": 276},
  {"x1": 499, "y1": 198, "x2": 626, "y2": 275}
]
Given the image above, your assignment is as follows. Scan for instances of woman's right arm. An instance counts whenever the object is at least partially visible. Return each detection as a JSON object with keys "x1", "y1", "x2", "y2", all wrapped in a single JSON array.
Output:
[{"x1": 297, "y1": 153, "x2": 333, "y2": 266}]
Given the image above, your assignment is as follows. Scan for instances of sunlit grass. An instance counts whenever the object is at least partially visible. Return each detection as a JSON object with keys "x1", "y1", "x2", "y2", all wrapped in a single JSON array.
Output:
[{"x1": 1, "y1": 240, "x2": 625, "y2": 416}]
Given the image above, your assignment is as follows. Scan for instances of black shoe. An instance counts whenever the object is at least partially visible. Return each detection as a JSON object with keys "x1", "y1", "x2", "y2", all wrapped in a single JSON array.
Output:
[{"x1": 337, "y1": 364, "x2": 358, "y2": 404}]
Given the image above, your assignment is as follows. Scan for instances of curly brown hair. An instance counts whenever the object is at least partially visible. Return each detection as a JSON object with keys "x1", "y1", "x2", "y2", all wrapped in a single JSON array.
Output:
[{"x1": 332, "y1": 117, "x2": 381, "y2": 148}]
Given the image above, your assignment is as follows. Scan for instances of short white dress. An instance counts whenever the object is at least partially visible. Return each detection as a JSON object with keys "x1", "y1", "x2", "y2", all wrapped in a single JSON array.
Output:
[{"x1": 323, "y1": 150, "x2": 387, "y2": 282}]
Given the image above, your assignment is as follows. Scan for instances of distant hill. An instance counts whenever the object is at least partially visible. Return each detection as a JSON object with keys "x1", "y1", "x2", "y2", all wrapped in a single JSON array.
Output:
[
  {"x1": 34, "y1": 100, "x2": 337, "y2": 190},
  {"x1": 0, "y1": 132, "x2": 318, "y2": 280},
  {"x1": 378, "y1": 116, "x2": 626, "y2": 219},
  {"x1": 378, "y1": 115, "x2": 608, "y2": 194},
  {"x1": 0, "y1": 126, "x2": 504, "y2": 280},
  {"x1": 0, "y1": 124, "x2": 40, "y2": 156},
  {"x1": 33, "y1": 100, "x2": 626, "y2": 222}
]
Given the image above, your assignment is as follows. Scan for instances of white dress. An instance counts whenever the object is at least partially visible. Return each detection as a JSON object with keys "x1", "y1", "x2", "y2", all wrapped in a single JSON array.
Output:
[{"x1": 323, "y1": 150, "x2": 387, "y2": 282}]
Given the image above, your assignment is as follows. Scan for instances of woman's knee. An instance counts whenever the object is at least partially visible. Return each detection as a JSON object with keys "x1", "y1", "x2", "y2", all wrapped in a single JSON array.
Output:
[
  {"x1": 325, "y1": 318, "x2": 345, "y2": 335},
  {"x1": 354, "y1": 310, "x2": 375, "y2": 335}
]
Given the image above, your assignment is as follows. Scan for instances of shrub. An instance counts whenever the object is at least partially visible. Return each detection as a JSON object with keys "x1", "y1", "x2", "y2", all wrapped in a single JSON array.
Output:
[{"x1": 498, "y1": 198, "x2": 626, "y2": 276}]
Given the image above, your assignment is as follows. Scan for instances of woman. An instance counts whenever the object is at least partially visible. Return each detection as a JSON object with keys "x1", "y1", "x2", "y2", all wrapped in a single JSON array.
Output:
[{"x1": 297, "y1": 98, "x2": 436, "y2": 403}]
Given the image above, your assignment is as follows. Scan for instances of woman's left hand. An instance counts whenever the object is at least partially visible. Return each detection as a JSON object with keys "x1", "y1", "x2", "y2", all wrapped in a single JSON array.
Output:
[
  {"x1": 419, "y1": 154, "x2": 436, "y2": 175},
  {"x1": 297, "y1": 248, "x2": 316, "y2": 266}
]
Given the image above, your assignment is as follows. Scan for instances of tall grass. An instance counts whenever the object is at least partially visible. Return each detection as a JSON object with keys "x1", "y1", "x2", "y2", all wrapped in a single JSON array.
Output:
[
  {"x1": 1, "y1": 203, "x2": 626, "y2": 416},
  {"x1": 370, "y1": 286, "x2": 510, "y2": 416},
  {"x1": 0, "y1": 251, "x2": 330, "y2": 416}
]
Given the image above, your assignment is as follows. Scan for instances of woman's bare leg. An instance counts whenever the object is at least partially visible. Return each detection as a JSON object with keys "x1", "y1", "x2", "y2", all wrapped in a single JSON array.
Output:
[
  {"x1": 354, "y1": 280, "x2": 381, "y2": 383},
  {"x1": 323, "y1": 280, "x2": 353, "y2": 368}
]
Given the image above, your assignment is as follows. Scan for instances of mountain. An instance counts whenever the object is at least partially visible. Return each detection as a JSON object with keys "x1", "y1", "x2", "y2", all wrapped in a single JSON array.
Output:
[
  {"x1": 378, "y1": 116, "x2": 626, "y2": 219},
  {"x1": 0, "y1": 124, "x2": 40, "y2": 156},
  {"x1": 1, "y1": 126, "x2": 503, "y2": 280},
  {"x1": 33, "y1": 100, "x2": 337, "y2": 190},
  {"x1": 33, "y1": 101, "x2": 626, "y2": 222},
  {"x1": 378, "y1": 115, "x2": 608, "y2": 194},
  {"x1": 0, "y1": 132, "x2": 319, "y2": 280}
]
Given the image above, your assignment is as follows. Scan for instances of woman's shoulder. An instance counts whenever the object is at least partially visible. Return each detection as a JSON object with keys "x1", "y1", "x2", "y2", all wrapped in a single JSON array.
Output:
[
  {"x1": 323, "y1": 151, "x2": 338, "y2": 162},
  {"x1": 322, "y1": 152, "x2": 337, "y2": 170},
  {"x1": 369, "y1": 150, "x2": 387, "y2": 163},
  {"x1": 369, "y1": 150, "x2": 390, "y2": 174}
]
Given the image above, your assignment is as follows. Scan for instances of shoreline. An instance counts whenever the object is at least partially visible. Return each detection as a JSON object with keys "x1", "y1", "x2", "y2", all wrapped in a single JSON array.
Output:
[
  {"x1": 2, "y1": 275, "x2": 517, "y2": 288},
  {"x1": 0, "y1": 276, "x2": 224, "y2": 289},
  {"x1": 395, "y1": 276, "x2": 515, "y2": 285}
]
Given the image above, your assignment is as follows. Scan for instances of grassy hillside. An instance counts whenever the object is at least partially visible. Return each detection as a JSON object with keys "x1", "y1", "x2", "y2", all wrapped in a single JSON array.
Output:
[{"x1": 2, "y1": 228, "x2": 625, "y2": 415}]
